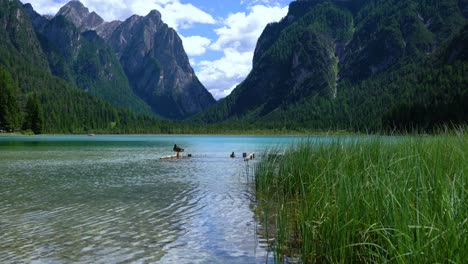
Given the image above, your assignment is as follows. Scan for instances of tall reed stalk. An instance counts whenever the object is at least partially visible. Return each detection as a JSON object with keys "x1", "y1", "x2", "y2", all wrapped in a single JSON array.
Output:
[{"x1": 255, "y1": 134, "x2": 467, "y2": 263}]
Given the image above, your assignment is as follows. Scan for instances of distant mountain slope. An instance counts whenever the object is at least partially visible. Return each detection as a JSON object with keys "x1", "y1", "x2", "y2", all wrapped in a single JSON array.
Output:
[
  {"x1": 0, "y1": 1, "x2": 49, "y2": 72},
  {"x1": 0, "y1": 0, "x2": 155, "y2": 133},
  {"x1": 105, "y1": 10, "x2": 215, "y2": 119},
  {"x1": 196, "y1": 0, "x2": 467, "y2": 131},
  {"x1": 259, "y1": 25, "x2": 468, "y2": 131},
  {"x1": 108, "y1": 10, "x2": 215, "y2": 119},
  {"x1": 22, "y1": 3, "x2": 154, "y2": 116},
  {"x1": 55, "y1": 0, "x2": 121, "y2": 40},
  {"x1": 55, "y1": 1, "x2": 215, "y2": 119}
]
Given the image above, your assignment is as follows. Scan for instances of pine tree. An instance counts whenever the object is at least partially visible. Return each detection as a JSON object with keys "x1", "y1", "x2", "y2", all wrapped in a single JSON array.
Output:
[
  {"x1": 0, "y1": 67, "x2": 21, "y2": 132},
  {"x1": 23, "y1": 93, "x2": 45, "y2": 134}
]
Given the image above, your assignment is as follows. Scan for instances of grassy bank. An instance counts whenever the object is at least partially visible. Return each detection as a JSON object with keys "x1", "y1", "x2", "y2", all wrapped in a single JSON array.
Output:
[{"x1": 254, "y1": 134, "x2": 467, "y2": 263}]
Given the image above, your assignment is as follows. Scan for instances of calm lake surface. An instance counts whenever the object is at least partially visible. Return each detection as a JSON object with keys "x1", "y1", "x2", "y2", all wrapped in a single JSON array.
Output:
[{"x1": 0, "y1": 135, "x2": 316, "y2": 263}]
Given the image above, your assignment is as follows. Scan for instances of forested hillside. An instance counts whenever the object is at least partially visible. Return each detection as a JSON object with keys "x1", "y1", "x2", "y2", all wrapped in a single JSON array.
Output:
[
  {"x1": 196, "y1": 0, "x2": 468, "y2": 132},
  {"x1": 2, "y1": 0, "x2": 466, "y2": 134},
  {"x1": 1, "y1": 0, "x2": 217, "y2": 135},
  {"x1": 0, "y1": 0, "x2": 157, "y2": 134},
  {"x1": 22, "y1": 3, "x2": 154, "y2": 116},
  {"x1": 53, "y1": 1, "x2": 216, "y2": 119},
  {"x1": 0, "y1": 0, "x2": 217, "y2": 134}
]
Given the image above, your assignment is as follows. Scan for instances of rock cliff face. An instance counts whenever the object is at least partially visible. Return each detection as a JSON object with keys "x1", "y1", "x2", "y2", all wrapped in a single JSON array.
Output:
[
  {"x1": 108, "y1": 10, "x2": 215, "y2": 119},
  {"x1": 55, "y1": 0, "x2": 121, "y2": 40},
  {"x1": 23, "y1": 3, "x2": 154, "y2": 115},
  {"x1": 52, "y1": 1, "x2": 215, "y2": 119},
  {"x1": 198, "y1": 0, "x2": 467, "y2": 123},
  {"x1": 1, "y1": 1, "x2": 49, "y2": 71},
  {"x1": 1, "y1": 0, "x2": 154, "y2": 134},
  {"x1": 56, "y1": 0, "x2": 97, "y2": 29}
]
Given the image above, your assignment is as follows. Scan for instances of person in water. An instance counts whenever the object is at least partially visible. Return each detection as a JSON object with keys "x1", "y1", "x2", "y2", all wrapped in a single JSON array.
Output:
[{"x1": 230, "y1": 152, "x2": 235, "y2": 158}]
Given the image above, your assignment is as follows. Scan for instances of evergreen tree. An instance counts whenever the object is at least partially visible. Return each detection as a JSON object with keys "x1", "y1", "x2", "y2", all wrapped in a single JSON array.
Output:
[
  {"x1": 0, "y1": 67, "x2": 21, "y2": 132},
  {"x1": 23, "y1": 93, "x2": 44, "y2": 134}
]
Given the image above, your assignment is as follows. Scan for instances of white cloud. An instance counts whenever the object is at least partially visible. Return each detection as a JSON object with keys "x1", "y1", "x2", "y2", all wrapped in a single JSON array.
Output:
[
  {"x1": 81, "y1": 0, "x2": 128, "y2": 21},
  {"x1": 199, "y1": 4, "x2": 288, "y2": 99},
  {"x1": 212, "y1": 5, "x2": 287, "y2": 52},
  {"x1": 129, "y1": 1, "x2": 216, "y2": 30},
  {"x1": 26, "y1": 0, "x2": 289, "y2": 100},
  {"x1": 26, "y1": 0, "x2": 216, "y2": 30},
  {"x1": 240, "y1": 0, "x2": 284, "y2": 7},
  {"x1": 180, "y1": 35, "x2": 211, "y2": 56},
  {"x1": 23, "y1": 0, "x2": 66, "y2": 16},
  {"x1": 189, "y1": 58, "x2": 196, "y2": 66},
  {"x1": 197, "y1": 48, "x2": 253, "y2": 99}
]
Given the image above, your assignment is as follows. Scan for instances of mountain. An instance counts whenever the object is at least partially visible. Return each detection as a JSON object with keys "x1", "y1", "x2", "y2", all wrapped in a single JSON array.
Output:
[
  {"x1": 56, "y1": 0, "x2": 103, "y2": 30},
  {"x1": 0, "y1": 0, "x2": 157, "y2": 133},
  {"x1": 0, "y1": 2, "x2": 49, "y2": 71},
  {"x1": 22, "y1": 3, "x2": 154, "y2": 116},
  {"x1": 107, "y1": 10, "x2": 215, "y2": 119},
  {"x1": 55, "y1": 1, "x2": 215, "y2": 119},
  {"x1": 197, "y1": 0, "x2": 467, "y2": 131},
  {"x1": 55, "y1": 0, "x2": 121, "y2": 40}
]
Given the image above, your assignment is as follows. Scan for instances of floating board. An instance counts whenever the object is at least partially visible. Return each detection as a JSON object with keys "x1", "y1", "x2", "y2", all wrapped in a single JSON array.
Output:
[
  {"x1": 160, "y1": 154, "x2": 179, "y2": 160},
  {"x1": 160, "y1": 154, "x2": 192, "y2": 160}
]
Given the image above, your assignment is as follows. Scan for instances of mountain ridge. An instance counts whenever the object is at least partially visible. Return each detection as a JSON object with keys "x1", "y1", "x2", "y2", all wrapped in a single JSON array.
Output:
[
  {"x1": 56, "y1": 0, "x2": 121, "y2": 40},
  {"x1": 55, "y1": 0, "x2": 216, "y2": 119},
  {"x1": 0, "y1": 0, "x2": 159, "y2": 133},
  {"x1": 22, "y1": 3, "x2": 155, "y2": 116},
  {"x1": 195, "y1": 0, "x2": 467, "y2": 131},
  {"x1": 107, "y1": 8, "x2": 216, "y2": 119},
  {"x1": 21, "y1": 0, "x2": 215, "y2": 119},
  {"x1": 2, "y1": 0, "x2": 466, "y2": 132}
]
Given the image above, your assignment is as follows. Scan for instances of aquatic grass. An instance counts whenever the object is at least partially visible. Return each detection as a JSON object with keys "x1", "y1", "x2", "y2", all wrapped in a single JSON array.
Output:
[{"x1": 254, "y1": 134, "x2": 467, "y2": 263}]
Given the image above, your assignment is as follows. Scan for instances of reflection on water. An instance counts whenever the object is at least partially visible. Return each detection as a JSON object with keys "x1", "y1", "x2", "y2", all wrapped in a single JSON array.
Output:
[{"x1": 0, "y1": 135, "x2": 304, "y2": 263}]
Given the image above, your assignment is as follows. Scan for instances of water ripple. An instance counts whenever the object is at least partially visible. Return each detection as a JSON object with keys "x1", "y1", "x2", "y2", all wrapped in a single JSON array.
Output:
[{"x1": 0, "y1": 135, "x2": 295, "y2": 263}]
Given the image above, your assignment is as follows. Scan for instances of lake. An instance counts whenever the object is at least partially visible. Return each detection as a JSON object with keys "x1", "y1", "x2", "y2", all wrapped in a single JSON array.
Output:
[{"x1": 0, "y1": 135, "x2": 310, "y2": 263}]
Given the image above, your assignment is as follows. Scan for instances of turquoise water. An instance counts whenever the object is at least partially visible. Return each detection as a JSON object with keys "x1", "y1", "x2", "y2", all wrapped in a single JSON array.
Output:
[{"x1": 0, "y1": 135, "x2": 311, "y2": 263}]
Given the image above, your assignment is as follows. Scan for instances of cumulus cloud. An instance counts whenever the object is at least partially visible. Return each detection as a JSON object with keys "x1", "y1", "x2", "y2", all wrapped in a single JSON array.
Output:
[
  {"x1": 23, "y1": 0, "x2": 66, "y2": 16},
  {"x1": 26, "y1": 0, "x2": 216, "y2": 30},
  {"x1": 27, "y1": 0, "x2": 289, "y2": 100},
  {"x1": 199, "y1": 4, "x2": 288, "y2": 100},
  {"x1": 180, "y1": 35, "x2": 211, "y2": 56},
  {"x1": 197, "y1": 48, "x2": 254, "y2": 99},
  {"x1": 240, "y1": 0, "x2": 284, "y2": 6},
  {"x1": 130, "y1": 1, "x2": 216, "y2": 30}
]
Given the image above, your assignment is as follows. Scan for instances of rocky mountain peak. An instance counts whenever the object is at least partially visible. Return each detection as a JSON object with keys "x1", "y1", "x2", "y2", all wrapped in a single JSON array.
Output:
[
  {"x1": 22, "y1": 3, "x2": 33, "y2": 11},
  {"x1": 55, "y1": 1, "x2": 121, "y2": 40},
  {"x1": 20, "y1": 0, "x2": 215, "y2": 119},
  {"x1": 56, "y1": 0, "x2": 104, "y2": 31},
  {"x1": 82, "y1": 11, "x2": 104, "y2": 29},
  {"x1": 147, "y1": 10, "x2": 162, "y2": 21},
  {"x1": 22, "y1": 2, "x2": 51, "y2": 32},
  {"x1": 56, "y1": 1, "x2": 89, "y2": 26},
  {"x1": 107, "y1": 8, "x2": 215, "y2": 118}
]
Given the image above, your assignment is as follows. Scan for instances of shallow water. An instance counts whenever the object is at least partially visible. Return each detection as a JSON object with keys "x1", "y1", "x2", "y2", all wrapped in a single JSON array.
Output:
[{"x1": 0, "y1": 135, "x2": 308, "y2": 263}]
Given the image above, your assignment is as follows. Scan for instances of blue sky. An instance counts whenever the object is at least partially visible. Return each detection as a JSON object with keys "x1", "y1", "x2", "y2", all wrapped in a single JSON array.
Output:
[{"x1": 25, "y1": 0, "x2": 293, "y2": 99}]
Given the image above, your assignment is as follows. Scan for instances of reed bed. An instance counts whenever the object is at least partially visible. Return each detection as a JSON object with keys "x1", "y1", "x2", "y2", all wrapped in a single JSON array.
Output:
[{"x1": 254, "y1": 134, "x2": 467, "y2": 263}]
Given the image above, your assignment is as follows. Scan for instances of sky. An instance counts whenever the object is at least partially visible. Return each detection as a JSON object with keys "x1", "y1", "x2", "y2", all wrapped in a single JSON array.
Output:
[{"x1": 24, "y1": 0, "x2": 292, "y2": 100}]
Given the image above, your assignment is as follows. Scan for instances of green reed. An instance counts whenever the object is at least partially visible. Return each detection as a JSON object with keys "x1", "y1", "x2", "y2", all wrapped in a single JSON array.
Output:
[{"x1": 255, "y1": 134, "x2": 467, "y2": 263}]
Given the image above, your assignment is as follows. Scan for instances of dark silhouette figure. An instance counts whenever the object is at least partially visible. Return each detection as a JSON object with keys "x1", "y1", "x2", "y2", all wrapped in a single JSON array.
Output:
[
  {"x1": 230, "y1": 152, "x2": 235, "y2": 158},
  {"x1": 173, "y1": 144, "x2": 184, "y2": 158},
  {"x1": 173, "y1": 144, "x2": 184, "y2": 152}
]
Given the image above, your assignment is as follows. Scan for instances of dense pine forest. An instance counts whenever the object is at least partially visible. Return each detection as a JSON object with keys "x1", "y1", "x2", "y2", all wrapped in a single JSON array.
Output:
[
  {"x1": 195, "y1": 0, "x2": 468, "y2": 132},
  {"x1": 1, "y1": 0, "x2": 467, "y2": 134}
]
